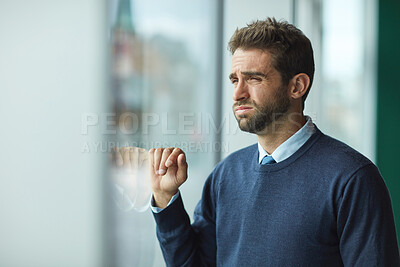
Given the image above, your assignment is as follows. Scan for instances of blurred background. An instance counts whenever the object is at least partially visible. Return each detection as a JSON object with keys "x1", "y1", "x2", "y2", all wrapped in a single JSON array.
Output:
[{"x1": 0, "y1": 0, "x2": 398, "y2": 266}]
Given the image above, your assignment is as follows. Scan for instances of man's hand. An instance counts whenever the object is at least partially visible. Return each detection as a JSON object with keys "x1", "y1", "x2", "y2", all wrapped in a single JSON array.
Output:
[{"x1": 149, "y1": 147, "x2": 188, "y2": 209}]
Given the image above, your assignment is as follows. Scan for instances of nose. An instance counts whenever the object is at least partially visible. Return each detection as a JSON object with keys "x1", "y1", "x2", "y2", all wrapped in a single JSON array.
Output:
[{"x1": 232, "y1": 80, "x2": 250, "y2": 101}]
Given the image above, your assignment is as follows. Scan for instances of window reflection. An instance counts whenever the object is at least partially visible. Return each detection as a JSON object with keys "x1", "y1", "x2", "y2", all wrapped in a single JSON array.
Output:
[{"x1": 108, "y1": 0, "x2": 219, "y2": 266}]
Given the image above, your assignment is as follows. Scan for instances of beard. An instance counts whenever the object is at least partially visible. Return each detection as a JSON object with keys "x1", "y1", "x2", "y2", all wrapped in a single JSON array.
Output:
[{"x1": 233, "y1": 87, "x2": 291, "y2": 134}]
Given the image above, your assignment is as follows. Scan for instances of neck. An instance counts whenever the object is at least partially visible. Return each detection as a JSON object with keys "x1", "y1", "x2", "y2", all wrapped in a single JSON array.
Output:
[{"x1": 257, "y1": 112, "x2": 306, "y2": 154}]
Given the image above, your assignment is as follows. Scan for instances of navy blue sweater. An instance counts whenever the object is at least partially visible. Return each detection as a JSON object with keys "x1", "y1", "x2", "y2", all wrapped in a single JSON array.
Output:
[{"x1": 153, "y1": 128, "x2": 400, "y2": 266}]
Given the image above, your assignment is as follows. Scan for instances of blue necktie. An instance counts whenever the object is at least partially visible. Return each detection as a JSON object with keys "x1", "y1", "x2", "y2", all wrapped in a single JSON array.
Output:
[{"x1": 261, "y1": 155, "x2": 276, "y2": 165}]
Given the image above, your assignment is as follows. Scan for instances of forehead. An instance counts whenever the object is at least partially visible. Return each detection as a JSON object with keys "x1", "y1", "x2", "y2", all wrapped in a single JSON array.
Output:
[{"x1": 231, "y1": 48, "x2": 274, "y2": 73}]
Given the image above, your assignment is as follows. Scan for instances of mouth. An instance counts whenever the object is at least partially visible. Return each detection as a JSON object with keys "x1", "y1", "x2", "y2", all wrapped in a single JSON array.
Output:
[{"x1": 235, "y1": 106, "x2": 253, "y2": 115}]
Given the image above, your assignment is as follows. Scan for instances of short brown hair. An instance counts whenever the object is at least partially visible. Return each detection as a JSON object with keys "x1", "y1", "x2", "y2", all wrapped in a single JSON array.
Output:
[{"x1": 228, "y1": 17, "x2": 315, "y2": 107}]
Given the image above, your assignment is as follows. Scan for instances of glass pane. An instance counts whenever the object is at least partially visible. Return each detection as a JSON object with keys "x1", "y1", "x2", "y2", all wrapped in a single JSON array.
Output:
[
  {"x1": 107, "y1": 0, "x2": 219, "y2": 266},
  {"x1": 320, "y1": 0, "x2": 375, "y2": 158}
]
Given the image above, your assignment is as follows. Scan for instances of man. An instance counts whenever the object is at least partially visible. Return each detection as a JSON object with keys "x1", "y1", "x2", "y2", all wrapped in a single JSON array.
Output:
[{"x1": 148, "y1": 18, "x2": 400, "y2": 266}]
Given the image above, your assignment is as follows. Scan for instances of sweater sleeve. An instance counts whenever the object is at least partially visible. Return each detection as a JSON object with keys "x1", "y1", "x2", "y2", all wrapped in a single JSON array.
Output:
[
  {"x1": 152, "y1": 173, "x2": 217, "y2": 267},
  {"x1": 337, "y1": 163, "x2": 400, "y2": 266}
]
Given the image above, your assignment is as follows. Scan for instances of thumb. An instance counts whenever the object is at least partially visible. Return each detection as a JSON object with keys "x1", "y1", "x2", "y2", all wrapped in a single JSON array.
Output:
[{"x1": 176, "y1": 153, "x2": 188, "y2": 184}]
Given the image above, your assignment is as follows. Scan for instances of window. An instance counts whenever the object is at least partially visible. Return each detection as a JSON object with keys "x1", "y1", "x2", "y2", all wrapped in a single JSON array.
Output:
[{"x1": 108, "y1": 0, "x2": 220, "y2": 265}]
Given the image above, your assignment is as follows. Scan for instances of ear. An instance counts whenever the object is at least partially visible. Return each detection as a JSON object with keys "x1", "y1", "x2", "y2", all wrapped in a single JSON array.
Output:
[{"x1": 289, "y1": 73, "x2": 310, "y2": 100}]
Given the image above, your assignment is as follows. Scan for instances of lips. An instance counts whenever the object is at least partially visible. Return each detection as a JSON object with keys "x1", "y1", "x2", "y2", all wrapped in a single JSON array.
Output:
[{"x1": 235, "y1": 106, "x2": 253, "y2": 115}]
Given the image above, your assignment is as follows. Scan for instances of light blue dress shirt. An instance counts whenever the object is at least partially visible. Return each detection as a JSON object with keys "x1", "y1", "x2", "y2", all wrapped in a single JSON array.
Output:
[
  {"x1": 152, "y1": 116, "x2": 316, "y2": 213},
  {"x1": 258, "y1": 116, "x2": 315, "y2": 163}
]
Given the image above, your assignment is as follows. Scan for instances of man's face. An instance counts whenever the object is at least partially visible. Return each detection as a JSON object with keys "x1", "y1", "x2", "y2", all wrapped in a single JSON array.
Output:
[{"x1": 230, "y1": 48, "x2": 291, "y2": 134}]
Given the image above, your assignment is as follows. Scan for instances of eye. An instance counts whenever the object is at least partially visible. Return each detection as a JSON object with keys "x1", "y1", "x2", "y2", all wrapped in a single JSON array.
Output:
[
  {"x1": 250, "y1": 76, "x2": 262, "y2": 81},
  {"x1": 230, "y1": 78, "x2": 238, "y2": 84}
]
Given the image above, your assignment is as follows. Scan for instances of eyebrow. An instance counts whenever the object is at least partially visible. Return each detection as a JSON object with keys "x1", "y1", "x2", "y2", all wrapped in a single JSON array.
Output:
[{"x1": 229, "y1": 71, "x2": 268, "y2": 80}]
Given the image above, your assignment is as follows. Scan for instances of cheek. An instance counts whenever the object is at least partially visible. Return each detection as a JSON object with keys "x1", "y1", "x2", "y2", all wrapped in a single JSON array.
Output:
[{"x1": 251, "y1": 87, "x2": 271, "y2": 104}]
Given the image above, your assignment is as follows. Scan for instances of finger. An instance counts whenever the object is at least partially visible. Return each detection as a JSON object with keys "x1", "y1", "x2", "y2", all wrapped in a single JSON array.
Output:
[
  {"x1": 115, "y1": 147, "x2": 123, "y2": 167},
  {"x1": 137, "y1": 148, "x2": 149, "y2": 168},
  {"x1": 149, "y1": 148, "x2": 155, "y2": 174},
  {"x1": 165, "y1": 148, "x2": 183, "y2": 167},
  {"x1": 154, "y1": 148, "x2": 164, "y2": 175},
  {"x1": 139, "y1": 147, "x2": 148, "y2": 159},
  {"x1": 129, "y1": 147, "x2": 139, "y2": 171},
  {"x1": 130, "y1": 147, "x2": 148, "y2": 170},
  {"x1": 158, "y1": 147, "x2": 174, "y2": 176},
  {"x1": 109, "y1": 147, "x2": 114, "y2": 163},
  {"x1": 176, "y1": 153, "x2": 188, "y2": 183},
  {"x1": 122, "y1": 147, "x2": 131, "y2": 169}
]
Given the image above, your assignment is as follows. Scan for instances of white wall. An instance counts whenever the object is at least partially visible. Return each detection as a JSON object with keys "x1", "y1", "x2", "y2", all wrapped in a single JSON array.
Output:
[{"x1": 0, "y1": 1, "x2": 106, "y2": 266}]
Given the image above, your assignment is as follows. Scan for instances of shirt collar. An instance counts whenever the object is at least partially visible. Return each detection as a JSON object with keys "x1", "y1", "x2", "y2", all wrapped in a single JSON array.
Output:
[{"x1": 258, "y1": 116, "x2": 316, "y2": 163}]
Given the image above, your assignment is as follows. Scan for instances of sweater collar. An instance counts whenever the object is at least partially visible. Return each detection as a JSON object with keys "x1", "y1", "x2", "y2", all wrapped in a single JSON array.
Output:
[
  {"x1": 254, "y1": 126, "x2": 323, "y2": 172},
  {"x1": 258, "y1": 116, "x2": 316, "y2": 163}
]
